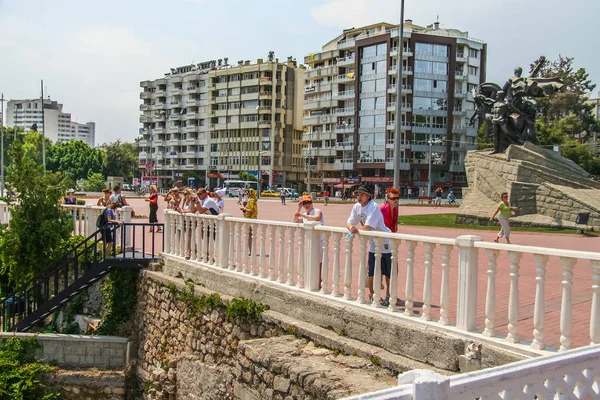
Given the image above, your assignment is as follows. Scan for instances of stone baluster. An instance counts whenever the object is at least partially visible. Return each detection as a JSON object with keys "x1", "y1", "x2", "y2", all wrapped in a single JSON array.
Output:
[
  {"x1": 235, "y1": 222, "x2": 243, "y2": 272},
  {"x1": 344, "y1": 235, "x2": 353, "y2": 300},
  {"x1": 422, "y1": 242, "x2": 436, "y2": 321},
  {"x1": 531, "y1": 254, "x2": 548, "y2": 350},
  {"x1": 388, "y1": 239, "x2": 399, "y2": 311},
  {"x1": 559, "y1": 257, "x2": 576, "y2": 351},
  {"x1": 357, "y1": 236, "x2": 368, "y2": 304},
  {"x1": 201, "y1": 218, "x2": 209, "y2": 262},
  {"x1": 183, "y1": 214, "x2": 191, "y2": 259},
  {"x1": 483, "y1": 249, "x2": 499, "y2": 337},
  {"x1": 286, "y1": 227, "x2": 295, "y2": 285},
  {"x1": 506, "y1": 251, "x2": 522, "y2": 343},
  {"x1": 268, "y1": 225, "x2": 276, "y2": 280},
  {"x1": 177, "y1": 214, "x2": 184, "y2": 257},
  {"x1": 209, "y1": 220, "x2": 217, "y2": 265},
  {"x1": 320, "y1": 232, "x2": 331, "y2": 295},
  {"x1": 404, "y1": 241, "x2": 416, "y2": 317},
  {"x1": 250, "y1": 223, "x2": 258, "y2": 276},
  {"x1": 242, "y1": 224, "x2": 249, "y2": 273},
  {"x1": 438, "y1": 244, "x2": 452, "y2": 325},
  {"x1": 371, "y1": 238, "x2": 383, "y2": 308},
  {"x1": 590, "y1": 261, "x2": 600, "y2": 345},
  {"x1": 85, "y1": 205, "x2": 94, "y2": 237},
  {"x1": 163, "y1": 210, "x2": 171, "y2": 254},
  {"x1": 277, "y1": 227, "x2": 286, "y2": 283},
  {"x1": 259, "y1": 224, "x2": 267, "y2": 278},
  {"x1": 331, "y1": 233, "x2": 342, "y2": 297},
  {"x1": 227, "y1": 218, "x2": 235, "y2": 270},
  {"x1": 297, "y1": 228, "x2": 305, "y2": 288}
]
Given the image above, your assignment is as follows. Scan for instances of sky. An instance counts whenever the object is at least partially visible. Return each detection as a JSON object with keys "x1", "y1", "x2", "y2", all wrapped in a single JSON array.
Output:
[{"x1": 1, "y1": 0, "x2": 599, "y2": 145}]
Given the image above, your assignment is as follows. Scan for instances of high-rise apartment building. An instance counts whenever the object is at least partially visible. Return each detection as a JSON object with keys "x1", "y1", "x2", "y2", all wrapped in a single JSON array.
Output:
[
  {"x1": 303, "y1": 21, "x2": 486, "y2": 196},
  {"x1": 138, "y1": 57, "x2": 305, "y2": 190},
  {"x1": 6, "y1": 98, "x2": 96, "y2": 147}
]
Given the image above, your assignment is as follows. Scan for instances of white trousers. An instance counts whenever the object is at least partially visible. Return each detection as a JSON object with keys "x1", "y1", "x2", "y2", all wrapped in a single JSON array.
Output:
[{"x1": 497, "y1": 215, "x2": 510, "y2": 239}]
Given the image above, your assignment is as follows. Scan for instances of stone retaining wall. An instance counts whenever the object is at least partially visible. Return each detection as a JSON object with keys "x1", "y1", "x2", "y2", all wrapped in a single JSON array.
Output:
[{"x1": 132, "y1": 271, "x2": 444, "y2": 399}]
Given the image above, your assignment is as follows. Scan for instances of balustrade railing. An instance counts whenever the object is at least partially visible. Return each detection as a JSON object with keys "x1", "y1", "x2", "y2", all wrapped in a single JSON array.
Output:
[{"x1": 159, "y1": 211, "x2": 600, "y2": 354}]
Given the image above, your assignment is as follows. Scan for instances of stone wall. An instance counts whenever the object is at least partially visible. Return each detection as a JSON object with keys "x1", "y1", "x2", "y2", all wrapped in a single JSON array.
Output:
[
  {"x1": 0, "y1": 332, "x2": 129, "y2": 369},
  {"x1": 44, "y1": 369, "x2": 126, "y2": 400},
  {"x1": 132, "y1": 271, "x2": 446, "y2": 400}
]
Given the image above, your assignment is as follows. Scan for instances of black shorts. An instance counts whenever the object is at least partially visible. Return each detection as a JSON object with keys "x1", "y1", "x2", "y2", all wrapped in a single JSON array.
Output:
[
  {"x1": 102, "y1": 226, "x2": 114, "y2": 243},
  {"x1": 368, "y1": 252, "x2": 392, "y2": 278}
]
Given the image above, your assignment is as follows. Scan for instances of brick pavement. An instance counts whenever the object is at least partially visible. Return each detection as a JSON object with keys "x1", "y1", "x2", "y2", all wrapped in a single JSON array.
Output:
[{"x1": 121, "y1": 196, "x2": 600, "y2": 350}]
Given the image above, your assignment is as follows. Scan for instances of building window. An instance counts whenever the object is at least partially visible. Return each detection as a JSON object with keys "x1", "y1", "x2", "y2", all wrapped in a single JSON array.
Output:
[
  {"x1": 469, "y1": 48, "x2": 479, "y2": 58},
  {"x1": 468, "y1": 66, "x2": 479, "y2": 75}
]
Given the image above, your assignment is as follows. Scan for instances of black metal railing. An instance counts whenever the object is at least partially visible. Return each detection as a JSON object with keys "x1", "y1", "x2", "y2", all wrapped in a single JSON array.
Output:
[{"x1": 1, "y1": 222, "x2": 163, "y2": 332}]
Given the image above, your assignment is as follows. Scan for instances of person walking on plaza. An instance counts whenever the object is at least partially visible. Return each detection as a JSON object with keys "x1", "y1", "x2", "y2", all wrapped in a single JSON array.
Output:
[
  {"x1": 434, "y1": 187, "x2": 443, "y2": 208},
  {"x1": 280, "y1": 188, "x2": 286, "y2": 205},
  {"x1": 490, "y1": 192, "x2": 518, "y2": 244},
  {"x1": 240, "y1": 188, "x2": 258, "y2": 254},
  {"x1": 323, "y1": 190, "x2": 330, "y2": 206},
  {"x1": 145, "y1": 185, "x2": 161, "y2": 233},
  {"x1": 346, "y1": 186, "x2": 392, "y2": 305}
]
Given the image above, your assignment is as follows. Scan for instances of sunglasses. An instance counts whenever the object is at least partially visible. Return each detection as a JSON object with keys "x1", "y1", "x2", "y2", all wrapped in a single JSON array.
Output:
[
  {"x1": 302, "y1": 201, "x2": 313, "y2": 205},
  {"x1": 388, "y1": 196, "x2": 399, "y2": 201},
  {"x1": 502, "y1": 195, "x2": 508, "y2": 198}
]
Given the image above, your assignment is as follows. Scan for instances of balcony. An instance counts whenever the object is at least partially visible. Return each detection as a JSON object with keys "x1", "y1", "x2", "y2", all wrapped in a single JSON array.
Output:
[
  {"x1": 152, "y1": 128, "x2": 166, "y2": 135},
  {"x1": 153, "y1": 90, "x2": 165, "y2": 97},
  {"x1": 453, "y1": 125, "x2": 467, "y2": 134},
  {"x1": 456, "y1": 53, "x2": 468, "y2": 63},
  {"x1": 337, "y1": 39, "x2": 355, "y2": 49},
  {"x1": 138, "y1": 140, "x2": 148, "y2": 147},
  {"x1": 304, "y1": 49, "x2": 340, "y2": 64},
  {"x1": 241, "y1": 78, "x2": 259, "y2": 87},
  {"x1": 305, "y1": 66, "x2": 339, "y2": 79},
  {"x1": 333, "y1": 159, "x2": 354, "y2": 170},
  {"x1": 333, "y1": 74, "x2": 355, "y2": 83},
  {"x1": 388, "y1": 65, "x2": 413, "y2": 76},
  {"x1": 387, "y1": 84, "x2": 412, "y2": 95},
  {"x1": 333, "y1": 90, "x2": 355, "y2": 100},
  {"x1": 183, "y1": 137, "x2": 197, "y2": 145},
  {"x1": 453, "y1": 107, "x2": 468, "y2": 116},
  {"x1": 167, "y1": 127, "x2": 181, "y2": 133},
  {"x1": 185, "y1": 125, "x2": 197, "y2": 132},
  {"x1": 182, "y1": 151, "x2": 199, "y2": 158},
  {"x1": 140, "y1": 115, "x2": 152, "y2": 123},
  {"x1": 333, "y1": 107, "x2": 355, "y2": 116},
  {"x1": 168, "y1": 88, "x2": 182, "y2": 96},
  {"x1": 140, "y1": 104, "x2": 149, "y2": 111},
  {"x1": 455, "y1": 70, "x2": 466, "y2": 80},
  {"x1": 337, "y1": 56, "x2": 355, "y2": 66},
  {"x1": 302, "y1": 147, "x2": 336, "y2": 158},
  {"x1": 167, "y1": 139, "x2": 181, "y2": 146},
  {"x1": 454, "y1": 90, "x2": 466, "y2": 98},
  {"x1": 185, "y1": 112, "x2": 197, "y2": 120},
  {"x1": 333, "y1": 124, "x2": 354, "y2": 134},
  {"x1": 140, "y1": 92, "x2": 150, "y2": 99},
  {"x1": 303, "y1": 98, "x2": 337, "y2": 110},
  {"x1": 303, "y1": 114, "x2": 333, "y2": 125},
  {"x1": 334, "y1": 141, "x2": 354, "y2": 150},
  {"x1": 184, "y1": 164, "x2": 196, "y2": 170}
]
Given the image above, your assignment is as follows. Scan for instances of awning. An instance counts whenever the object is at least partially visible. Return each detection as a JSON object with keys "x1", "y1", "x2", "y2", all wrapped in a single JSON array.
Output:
[{"x1": 333, "y1": 183, "x2": 358, "y2": 189}]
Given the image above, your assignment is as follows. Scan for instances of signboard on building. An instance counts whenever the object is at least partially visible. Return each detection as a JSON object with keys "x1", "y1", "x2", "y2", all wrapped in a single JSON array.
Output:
[
  {"x1": 322, "y1": 177, "x2": 341, "y2": 183},
  {"x1": 345, "y1": 177, "x2": 360, "y2": 184},
  {"x1": 132, "y1": 178, "x2": 139, "y2": 186},
  {"x1": 142, "y1": 176, "x2": 158, "y2": 185},
  {"x1": 361, "y1": 177, "x2": 393, "y2": 183}
]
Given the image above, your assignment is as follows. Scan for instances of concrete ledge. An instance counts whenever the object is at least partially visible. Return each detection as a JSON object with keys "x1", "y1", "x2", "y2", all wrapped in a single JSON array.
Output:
[{"x1": 0, "y1": 332, "x2": 129, "y2": 370}]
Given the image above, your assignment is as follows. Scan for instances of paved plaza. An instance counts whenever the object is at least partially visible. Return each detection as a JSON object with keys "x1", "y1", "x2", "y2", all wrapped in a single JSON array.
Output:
[{"x1": 102, "y1": 195, "x2": 600, "y2": 350}]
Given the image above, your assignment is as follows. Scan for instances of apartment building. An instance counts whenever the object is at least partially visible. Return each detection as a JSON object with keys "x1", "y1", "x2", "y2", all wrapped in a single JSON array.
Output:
[
  {"x1": 138, "y1": 57, "x2": 305, "y2": 190},
  {"x1": 303, "y1": 21, "x2": 486, "y2": 196},
  {"x1": 6, "y1": 98, "x2": 96, "y2": 147}
]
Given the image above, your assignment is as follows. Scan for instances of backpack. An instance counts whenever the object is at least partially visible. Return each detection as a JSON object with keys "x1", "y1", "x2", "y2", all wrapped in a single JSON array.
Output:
[{"x1": 96, "y1": 210, "x2": 107, "y2": 229}]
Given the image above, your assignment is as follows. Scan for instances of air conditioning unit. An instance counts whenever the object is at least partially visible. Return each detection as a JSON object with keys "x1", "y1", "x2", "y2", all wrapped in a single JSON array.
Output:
[{"x1": 320, "y1": 116, "x2": 329, "y2": 123}]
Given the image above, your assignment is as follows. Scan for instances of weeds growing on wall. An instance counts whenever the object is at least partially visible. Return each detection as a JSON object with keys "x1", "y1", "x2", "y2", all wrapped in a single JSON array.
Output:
[
  {"x1": 96, "y1": 269, "x2": 140, "y2": 336},
  {"x1": 0, "y1": 337, "x2": 59, "y2": 399}
]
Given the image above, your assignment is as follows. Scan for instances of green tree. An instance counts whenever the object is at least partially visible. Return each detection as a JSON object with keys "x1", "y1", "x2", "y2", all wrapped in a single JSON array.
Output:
[
  {"x1": 101, "y1": 140, "x2": 140, "y2": 181},
  {"x1": 181, "y1": 171, "x2": 201, "y2": 188},
  {"x1": 82, "y1": 172, "x2": 107, "y2": 192},
  {"x1": 476, "y1": 121, "x2": 494, "y2": 150},
  {"x1": 0, "y1": 132, "x2": 73, "y2": 290},
  {"x1": 527, "y1": 55, "x2": 600, "y2": 174},
  {"x1": 47, "y1": 140, "x2": 104, "y2": 182},
  {"x1": 0, "y1": 126, "x2": 24, "y2": 174},
  {"x1": 238, "y1": 171, "x2": 256, "y2": 182}
]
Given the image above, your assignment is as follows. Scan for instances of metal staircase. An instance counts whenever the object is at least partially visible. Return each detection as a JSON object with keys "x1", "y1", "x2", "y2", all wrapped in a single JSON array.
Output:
[{"x1": 1, "y1": 223, "x2": 163, "y2": 332}]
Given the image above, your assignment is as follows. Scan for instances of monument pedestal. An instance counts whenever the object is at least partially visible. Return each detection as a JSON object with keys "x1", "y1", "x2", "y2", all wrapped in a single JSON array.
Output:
[{"x1": 457, "y1": 143, "x2": 600, "y2": 231}]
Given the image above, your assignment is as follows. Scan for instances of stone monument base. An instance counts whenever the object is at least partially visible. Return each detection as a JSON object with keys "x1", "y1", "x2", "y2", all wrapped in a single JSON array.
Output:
[{"x1": 457, "y1": 143, "x2": 600, "y2": 231}]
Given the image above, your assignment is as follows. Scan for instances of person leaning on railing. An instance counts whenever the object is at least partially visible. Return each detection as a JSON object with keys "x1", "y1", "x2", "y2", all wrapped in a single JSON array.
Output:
[
  {"x1": 240, "y1": 188, "x2": 258, "y2": 255},
  {"x1": 97, "y1": 188, "x2": 112, "y2": 207},
  {"x1": 177, "y1": 188, "x2": 197, "y2": 259},
  {"x1": 102, "y1": 201, "x2": 124, "y2": 256},
  {"x1": 294, "y1": 194, "x2": 324, "y2": 288}
]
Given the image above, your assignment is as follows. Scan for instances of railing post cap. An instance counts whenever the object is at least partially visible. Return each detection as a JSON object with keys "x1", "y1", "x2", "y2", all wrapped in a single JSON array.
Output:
[
  {"x1": 303, "y1": 221, "x2": 320, "y2": 230},
  {"x1": 397, "y1": 369, "x2": 448, "y2": 385},
  {"x1": 219, "y1": 213, "x2": 233, "y2": 220},
  {"x1": 456, "y1": 235, "x2": 483, "y2": 247}
]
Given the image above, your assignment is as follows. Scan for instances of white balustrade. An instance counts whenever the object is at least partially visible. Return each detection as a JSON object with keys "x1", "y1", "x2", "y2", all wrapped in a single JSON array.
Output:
[
  {"x1": 531, "y1": 254, "x2": 548, "y2": 349},
  {"x1": 483, "y1": 249, "x2": 499, "y2": 337},
  {"x1": 404, "y1": 240, "x2": 416, "y2": 317},
  {"x1": 348, "y1": 345, "x2": 600, "y2": 399},
  {"x1": 506, "y1": 251, "x2": 522, "y2": 343}
]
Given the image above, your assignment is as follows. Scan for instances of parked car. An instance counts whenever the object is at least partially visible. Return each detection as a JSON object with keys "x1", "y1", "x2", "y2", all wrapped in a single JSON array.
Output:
[{"x1": 260, "y1": 190, "x2": 281, "y2": 197}]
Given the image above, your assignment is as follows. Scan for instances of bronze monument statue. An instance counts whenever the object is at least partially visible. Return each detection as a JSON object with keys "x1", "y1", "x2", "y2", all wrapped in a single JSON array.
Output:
[{"x1": 469, "y1": 58, "x2": 564, "y2": 153}]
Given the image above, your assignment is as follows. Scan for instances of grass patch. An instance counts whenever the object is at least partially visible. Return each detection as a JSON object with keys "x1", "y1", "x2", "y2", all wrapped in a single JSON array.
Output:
[{"x1": 399, "y1": 214, "x2": 598, "y2": 235}]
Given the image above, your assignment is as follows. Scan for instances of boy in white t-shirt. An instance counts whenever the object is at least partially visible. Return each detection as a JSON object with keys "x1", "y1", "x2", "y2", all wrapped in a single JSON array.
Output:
[{"x1": 346, "y1": 186, "x2": 392, "y2": 306}]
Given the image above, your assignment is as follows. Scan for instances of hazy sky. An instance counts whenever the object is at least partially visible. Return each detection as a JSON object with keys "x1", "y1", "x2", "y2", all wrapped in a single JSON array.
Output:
[{"x1": 1, "y1": 0, "x2": 598, "y2": 145}]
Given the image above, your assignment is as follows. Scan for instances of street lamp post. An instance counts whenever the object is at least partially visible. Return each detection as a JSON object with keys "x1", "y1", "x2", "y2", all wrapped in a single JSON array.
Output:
[
  {"x1": 256, "y1": 106, "x2": 260, "y2": 199},
  {"x1": 392, "y1": 0, "x2": 406, "y2": 189}
]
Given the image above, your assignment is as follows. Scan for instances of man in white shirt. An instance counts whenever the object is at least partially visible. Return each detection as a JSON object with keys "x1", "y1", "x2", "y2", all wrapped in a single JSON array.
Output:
[
  {"x1": 346, "y1": 186, "x2": 392, "y2": 306},
  {"x1": 195, "y1": 188, "x2": 220, "y2": 215}
]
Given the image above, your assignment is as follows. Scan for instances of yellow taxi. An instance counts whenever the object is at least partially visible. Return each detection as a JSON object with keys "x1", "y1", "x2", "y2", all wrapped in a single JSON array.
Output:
[{"x1": 260, "y1": 190, "x2": 281, "y2": 197}]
